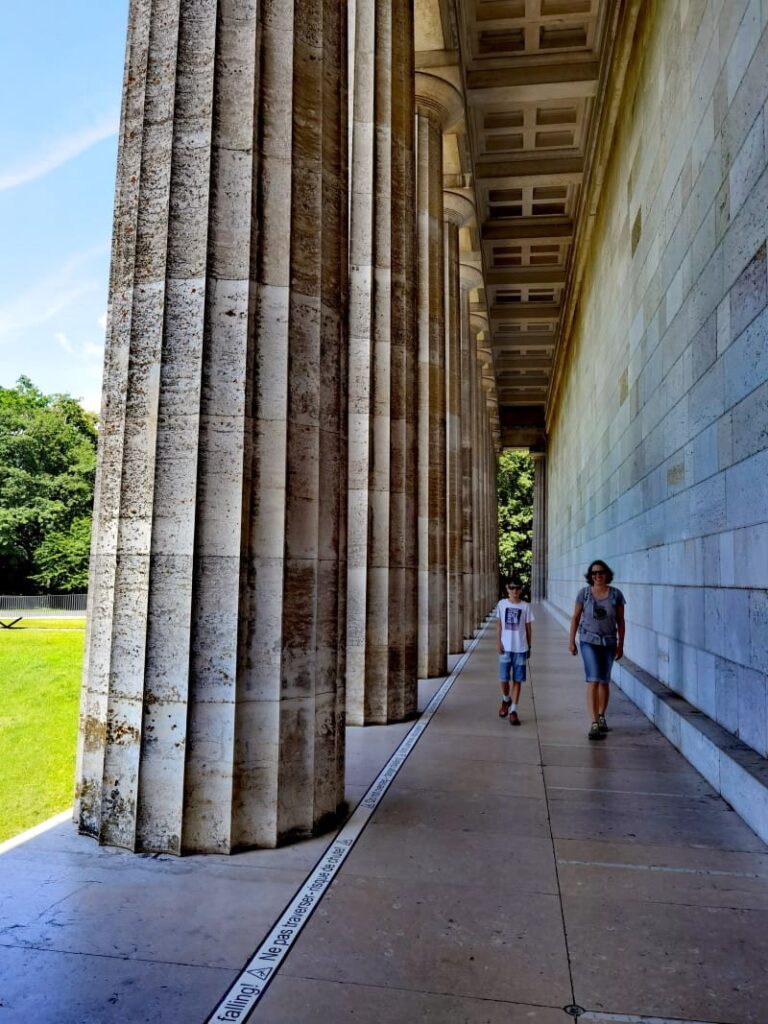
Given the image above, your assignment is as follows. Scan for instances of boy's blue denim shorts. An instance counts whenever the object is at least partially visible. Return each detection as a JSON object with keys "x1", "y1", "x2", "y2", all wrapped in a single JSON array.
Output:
[
  {"x1": 499, "y1": 651, "x2": 527, "y2": 683},
  {"x1": 579, "y1": 641, "x2": 615, "y2": 684}
]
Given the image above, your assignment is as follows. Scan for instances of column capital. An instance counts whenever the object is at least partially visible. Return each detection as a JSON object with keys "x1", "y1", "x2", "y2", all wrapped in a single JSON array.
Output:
[
  {"x1": 460, "y1": 262, "x2": 483, "y2": 291},
  {"x1": 477, "y1": 338, "x2": 494, "y2": 373},
  {"x1": 443, "y1": 188, "x2": 475, "y2": 228},
  {"x1": 415, "y1": 72, "x2": 464, "y2": 132},
  {"x1": 470, "y1": 309, "x2": 489, "y2": 333}
]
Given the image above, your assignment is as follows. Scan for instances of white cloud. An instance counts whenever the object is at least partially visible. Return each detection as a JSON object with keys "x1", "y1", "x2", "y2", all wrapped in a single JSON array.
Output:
[
  {"x1": 0, "y1": 244, "x2": 110, "y2": 340},
  {"x1": 54, "y1": 331, "x2": 74, "y2": 354},
  {"x1": 0, "y1": 110, "x2": 120, "y2": 193},
  {"x1": 83, "y1": 341, "x2": 104, "y2": 359},
  {"x1": 80, "y1": 389, "x2": 104, "y2": 414},
  {"x1": 49, "y1": 326, "x2": 105, "y2": 412}
]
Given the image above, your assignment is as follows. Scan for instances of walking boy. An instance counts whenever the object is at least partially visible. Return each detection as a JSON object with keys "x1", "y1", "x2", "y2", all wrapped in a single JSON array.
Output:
[{"x1": 496, "y1": 579, "x2": 534, "y2": 726}]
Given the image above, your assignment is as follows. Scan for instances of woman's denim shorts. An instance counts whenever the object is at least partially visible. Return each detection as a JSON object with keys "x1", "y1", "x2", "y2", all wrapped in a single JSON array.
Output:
[{"x1": 579, "y1": 641, "x2": 615, "y2": 684}]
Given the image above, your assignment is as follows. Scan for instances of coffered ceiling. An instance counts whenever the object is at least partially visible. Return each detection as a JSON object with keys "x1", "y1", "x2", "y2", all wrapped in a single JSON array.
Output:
[{"x1": 416, "y1": 0, "x2": 620, "y2": 446}]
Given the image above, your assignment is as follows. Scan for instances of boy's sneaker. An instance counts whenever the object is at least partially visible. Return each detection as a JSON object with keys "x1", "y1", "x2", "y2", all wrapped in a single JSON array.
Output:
[
  {"x1": 597, "y1": 714, "x2": 610, "y2": 734},
  {"x1": 509, "y1": 711, "x2": 521, "y2": 726},
  {"x1": 588, "y1": 721, "x2": 604, "y2": 741},
  {"x1": 498, "y1": 700, "x2": 510, "y2": 718}
]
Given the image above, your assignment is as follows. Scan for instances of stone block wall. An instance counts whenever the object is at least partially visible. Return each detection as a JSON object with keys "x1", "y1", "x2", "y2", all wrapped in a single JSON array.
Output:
[{"x1": 547, "y1": 0, "x2": 768, "y2": 758}]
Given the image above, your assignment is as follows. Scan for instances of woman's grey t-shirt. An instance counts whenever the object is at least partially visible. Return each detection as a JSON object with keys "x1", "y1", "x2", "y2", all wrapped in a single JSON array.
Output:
[{"x1": 577, "y1": 586, "x2": 625, "y2": 646}]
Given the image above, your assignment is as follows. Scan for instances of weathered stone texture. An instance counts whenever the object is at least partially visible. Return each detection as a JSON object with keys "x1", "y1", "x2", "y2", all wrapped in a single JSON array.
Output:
[
  {"x1": 547, "y1": 0, "x2": 768, "y2": 758},
  {"x1": 76, "y1": 0, "x2": 349, "y2": 853},
  {"x1": 459, "y1": 266, "x2": 478, "y2": 640},
  {"x1": 415, "y1": 102, "x2": 447, "y2": 679},
  {"x1": 346, "y1": 0, "x2": 418, "y2": 725},
  {"x1": 444, "y1": 217, "x2": 463, "y2": 654},
  {"x1": 413, "y1": 73, "x2": 463, "y2": 679}
]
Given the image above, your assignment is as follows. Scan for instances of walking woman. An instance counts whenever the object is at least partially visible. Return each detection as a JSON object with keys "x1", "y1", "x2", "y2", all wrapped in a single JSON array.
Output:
[{"x1": 568, "y1": 560, "x2": 625, "y2": 741}]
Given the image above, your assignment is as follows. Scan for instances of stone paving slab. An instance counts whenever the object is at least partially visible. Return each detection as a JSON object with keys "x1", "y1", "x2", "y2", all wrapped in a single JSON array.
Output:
[
  {"x1": 0, "y1": 945, "x2": 233, "y2": 1024},
  {"x1": 257, "y1": 975, "x2": 568, "y2": 1023},
  {"x1": 1, "y1": 606, "x2": 767, "y2": 1023},
  {"x1": 342, "y1": 822, "x2": 559, "y2": 893},
  {"x1": 279, "y1": 874, "x2": 572, "y2": 1006},
  {"x1": 564, "y1": 893, "x2": 768, "y2": 1024}
]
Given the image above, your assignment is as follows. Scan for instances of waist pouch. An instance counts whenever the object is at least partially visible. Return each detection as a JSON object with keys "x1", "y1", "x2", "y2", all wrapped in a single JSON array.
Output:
[{"x1": 579, "y1": 630, "x2": 617, "y2": 647}]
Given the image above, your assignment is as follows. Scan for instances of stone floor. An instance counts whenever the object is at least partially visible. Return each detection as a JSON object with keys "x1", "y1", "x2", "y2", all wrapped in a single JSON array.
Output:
[{"x1": 2, "y1": 606, "x2": 767, "y2": 1024}]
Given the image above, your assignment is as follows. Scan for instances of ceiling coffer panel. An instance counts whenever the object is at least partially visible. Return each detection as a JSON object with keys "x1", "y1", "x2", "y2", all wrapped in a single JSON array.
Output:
[{"x1": 456, "y1": 0, "x2": 614, "y2": 418}]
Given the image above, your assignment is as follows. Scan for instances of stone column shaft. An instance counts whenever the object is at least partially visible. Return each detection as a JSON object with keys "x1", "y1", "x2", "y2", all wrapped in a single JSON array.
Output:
[
  {"x1": 443, "y1": 193, "x2": 475, "y2": 654},
  {"x1": 76, "y1": 0, "x2": 348, "y2": 854},
  {"x1": 531, "y1": 452, "x2": 547, "y2": 602},
  {"x1": 388, "y1": 3, "x2": 420, "y2": 719},
  {"x1": 415, "y1": 106, "x2": 446, "y2": 678},
  {"x1": 469, "y1": 326, "x2": 481, "y2": 630},
  {"x1": 444, "y1": 218, "x2": 462, "y2": 654},
  {"x1": 459, "y1": 264, "x2": 481, "y2": 641},
  {"x1": 481, "y1": 386, "x2": 490, "y2": 617},
  {"x1": 413, "y1": 76, "x2": 461, "y2": 678},
  {"x1": 346, "y1": 0, "x2": 417, "y2": 724},
  {"x1": 488, "y1": 390, "x2": 500, "y2": 609},
  {"x1": 460, "y1": 287, "x2": 474, "y2": 641}
]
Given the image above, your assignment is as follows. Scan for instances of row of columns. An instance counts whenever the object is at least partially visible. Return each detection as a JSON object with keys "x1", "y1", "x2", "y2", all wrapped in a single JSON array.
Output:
[{"x1": 76, "y1": 0, "x2": 500, "y2": 855}]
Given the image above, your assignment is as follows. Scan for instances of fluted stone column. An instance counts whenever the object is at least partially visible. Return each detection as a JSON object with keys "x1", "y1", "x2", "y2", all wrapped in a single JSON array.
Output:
[
  {"x1": 481, "y1": 381, "x2": 491, "y2": 615},
  {"x1": 75, "y1": 1, "x2": 348, "y2": 854},
  {"x1": 347, "y1": 0, "x2": 417, "y2": 724},
  {"x1": 460, "y1": 262, "x2": 482, "y2": 641},
  {"x1": 468, "y1": 319, "x2": 481, "y2": 630},
  {"x1": 470, "y1": 315, "x2": 490, "y2": 626},
  {"x1": 481, "y1": 362, "x2": 498, "y2": 612},
  {"x1": 531, "y1": 451, "x2": 547, "y2": 602},
  {"x1": 478, "y1": 333, "x2": 497, "y2": 613},
  {"x1": 415, "y1": 74, "x2": 463, "y2": 678},
  {"x1": 443, "y1": 191, "x2": 474, "y2": 655}
]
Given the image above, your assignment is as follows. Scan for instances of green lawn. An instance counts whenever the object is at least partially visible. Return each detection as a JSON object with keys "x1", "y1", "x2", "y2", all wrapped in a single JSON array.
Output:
[{"x1": 0, "y1": 621, "x2": 85, "y2": 843}]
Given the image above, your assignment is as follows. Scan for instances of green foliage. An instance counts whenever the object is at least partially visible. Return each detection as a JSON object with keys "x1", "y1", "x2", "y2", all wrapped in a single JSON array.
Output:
[
  {"x1": 0, "y1": 622, "x2": 85, "y2": 842},
  {"x1": 0, "y1": 377, "x2": 97, "y2": 593},
  {"x1": 497, "y1": 450, "x2": 533, "y2": 592},
  {"x1": 31, "y1": 517, "x2": 93, "y2": 591}
]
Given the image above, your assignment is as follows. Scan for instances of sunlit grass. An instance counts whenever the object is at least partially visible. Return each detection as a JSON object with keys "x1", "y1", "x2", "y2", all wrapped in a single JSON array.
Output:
[
  {"x1": 0, "y1": 616, "x2": 85, "y2": 630},
  {"x1": 0, "y1": 623, "x2": 85, "y2": 843}
]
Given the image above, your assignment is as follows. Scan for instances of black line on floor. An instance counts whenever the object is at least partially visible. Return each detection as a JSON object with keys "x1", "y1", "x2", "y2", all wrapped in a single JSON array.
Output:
[{"x1": 203, "y1": 622, "x2": 492, "y2": 1024}]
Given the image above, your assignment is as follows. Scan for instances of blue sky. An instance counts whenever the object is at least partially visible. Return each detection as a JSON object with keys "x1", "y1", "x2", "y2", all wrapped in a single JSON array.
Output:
[{"x1": 0, "y1": 3, "x2": 128, "y2": 411}]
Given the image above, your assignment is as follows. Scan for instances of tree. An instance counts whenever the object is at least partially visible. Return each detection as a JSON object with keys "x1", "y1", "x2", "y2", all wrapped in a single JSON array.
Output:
[
  {"x1": 497, "y1": 450, "x2": 533, "y2": 593},
  {"x1": 0, "y1": 377, "x2": 97, "y2": 593}
]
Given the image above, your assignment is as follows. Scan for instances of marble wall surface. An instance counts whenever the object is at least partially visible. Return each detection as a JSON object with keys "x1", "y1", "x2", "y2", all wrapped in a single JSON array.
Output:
[{"x1": 547, "y1": 0, "x2": 768, "y2": 759}]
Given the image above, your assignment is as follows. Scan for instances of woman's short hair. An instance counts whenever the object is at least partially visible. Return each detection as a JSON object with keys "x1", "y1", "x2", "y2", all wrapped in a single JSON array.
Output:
[{"x1": 584, "y1": 560, "x2": 614, "y2": 584}]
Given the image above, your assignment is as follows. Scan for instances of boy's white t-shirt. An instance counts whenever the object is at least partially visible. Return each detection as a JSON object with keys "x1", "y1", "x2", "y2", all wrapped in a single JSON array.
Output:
[{"x1": 496, "y1": 599, "x2": 534, "y2": 653}]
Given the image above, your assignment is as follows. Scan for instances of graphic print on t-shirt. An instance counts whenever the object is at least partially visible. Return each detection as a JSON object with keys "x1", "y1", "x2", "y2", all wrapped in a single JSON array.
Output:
[
  {"x1": 497, "y1": 598, "x2": 533, "y2": 653},
  {"x1": 505, "y1": 607, "x2": 522, "y2": 629}
]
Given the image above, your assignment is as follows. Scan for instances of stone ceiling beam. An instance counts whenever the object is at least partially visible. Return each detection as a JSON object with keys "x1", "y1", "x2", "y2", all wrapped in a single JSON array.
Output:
[
  {"x1": 466, "y1": 62, "x2": 600, "y2": 96},
  {"x1": 493, "y1": 338, "x2": 557, "y2": 350},
  {"x1": 489, "y1": 304, "x2": 561, "y2": 321},
  {"x1": 484, "y1": 268, "x2": 567, "y2": 287},
  {"x1": 481, "y1": 220, "x2": 573, "y2": 243},
  {"x1": 474, "y1": 162, "x2": 583, "y2": 191},
  {"x1": 495, "y1": 357, "x2": 552, "y2": 369}
]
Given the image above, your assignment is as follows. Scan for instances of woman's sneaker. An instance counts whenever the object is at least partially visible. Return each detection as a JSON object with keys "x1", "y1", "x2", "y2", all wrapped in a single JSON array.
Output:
[
  {"x1": 597, "y1": 714, "x2": 610, "y2": 734},
  {"x1": 588, "y1": 721, "x2": 604, "y2": 741}
]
